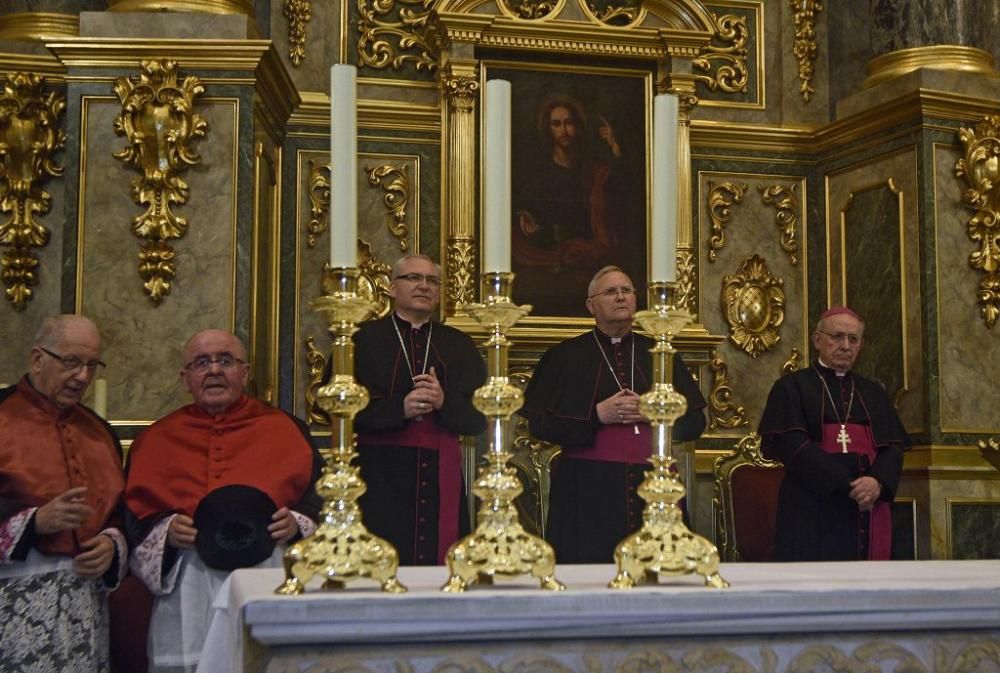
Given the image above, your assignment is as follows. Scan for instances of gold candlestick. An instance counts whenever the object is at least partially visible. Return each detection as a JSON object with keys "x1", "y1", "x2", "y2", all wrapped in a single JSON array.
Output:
[
  {"x1": 276, "y1": 267, "x2": 406, "y2": 595},
  {"x1": 609, "y1": 281, "x2": 728, "y2": 590},
  {"x1": 441, "y1": 272, "x2": 565, "y2": 592}
]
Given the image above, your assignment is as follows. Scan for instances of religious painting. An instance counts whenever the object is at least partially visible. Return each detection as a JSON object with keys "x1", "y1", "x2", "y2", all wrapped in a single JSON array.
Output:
[{"x1": 484, "y1": 62, "x2": 651, "y2": 318}]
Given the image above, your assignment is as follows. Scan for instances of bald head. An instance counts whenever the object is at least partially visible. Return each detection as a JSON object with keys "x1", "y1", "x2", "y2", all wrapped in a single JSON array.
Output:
[
  {"x1": 29, "y1": 315, "x2": 103, "y2": 409},
  {"x1": 180, "y1": 330, "x2": 249, "y2": 415},
  {"x1": 34, "y1": 315, "x2": 100, "y2": 351}
]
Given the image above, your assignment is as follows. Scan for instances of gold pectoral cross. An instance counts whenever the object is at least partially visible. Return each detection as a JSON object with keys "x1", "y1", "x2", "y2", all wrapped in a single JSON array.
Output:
[{"x1": 837, "y1": 424, "x2": 851, "y2": 453}]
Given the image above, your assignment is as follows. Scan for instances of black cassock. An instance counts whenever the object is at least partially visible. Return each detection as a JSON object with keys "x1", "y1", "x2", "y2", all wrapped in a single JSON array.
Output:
[
  {"x1": 522, "y1": 329, "x2": 706, "y2": 563},
  {"x1": 353, "y1": 314, "x2": 486, "y2": 565},
  {"x1": 758, "y1": 363, "x2": 910, "y2": 561}
]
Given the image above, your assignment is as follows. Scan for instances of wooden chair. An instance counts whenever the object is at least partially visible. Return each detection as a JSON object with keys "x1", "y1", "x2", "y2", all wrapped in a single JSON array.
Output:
[{"x1": 713, "y1": 433, "x2": 785, "y2": 562}]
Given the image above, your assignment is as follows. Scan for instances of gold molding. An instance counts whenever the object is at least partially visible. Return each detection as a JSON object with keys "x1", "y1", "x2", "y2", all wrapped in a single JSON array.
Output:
[
  {"x1": 291, "y1": 94, "x2": 440, "y2": 133},
  {"x1": 0, "y1": 12, "x2": 79, "y2": 41},
  {"x1": 0, "y1": 73, "x2": 65, "y2": 311},
  {"x1": 692, "y1": 12, "x2": 749, "y2": 95},
  {"x1": 358, "y1": 0, "x2": 437, "y2": 72},
  {"x1": 864, "y1": 45, "x2": 998, "y2": 90},
  {"x1": 106, "y1": 0, "x2": 255, "y2": 14},
  {"x1": 720, "y1": 254, "x2": 784, "y2": 358},
  {"x1": 707, "y1": 353, "x2": 749, "y2": 431},
  {"x1": 706, "y1": 181, "x2": 747, "y2": 262},
  {"x1": 789, "y1": 0, "x2": 821, "y2": 102},
  {"x1": 283, "y1": 0, "x2": 313, "y2": 67},
  {"x1": 365, "y1": 163, "x2": 411, "y2": 251},
  {"x1": 759, "y1": 183, "x2": 799, "y2": 265},
  {"x1": 112, "y1": 59, "x2": 209, "y2": 304},
  {"x1": 955, "y1": 115, "x2": 1000, "y2": 328}
]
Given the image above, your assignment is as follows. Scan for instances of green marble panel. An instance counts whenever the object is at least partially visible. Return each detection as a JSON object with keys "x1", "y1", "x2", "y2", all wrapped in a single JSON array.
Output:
[{"x1": 950, "y1": 503, "x2": 1000, "y2": 560}]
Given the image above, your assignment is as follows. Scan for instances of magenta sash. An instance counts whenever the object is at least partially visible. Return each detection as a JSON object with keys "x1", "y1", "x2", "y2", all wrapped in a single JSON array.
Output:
[
  {"x1": 819, "y1": 422, "x2": 891, "y2": 560},
  {"x1": 566, "y1": 423, "x2": 652, "y2": 464},
  {"x1": 358, "y1": 414, "x2": 461, "y2": 563}
]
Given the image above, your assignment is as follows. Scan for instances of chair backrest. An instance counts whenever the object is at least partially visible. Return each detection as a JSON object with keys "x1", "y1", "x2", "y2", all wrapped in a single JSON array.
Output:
[{"x1": 713, "y1": 433, "x2": 785, "y2": 562}]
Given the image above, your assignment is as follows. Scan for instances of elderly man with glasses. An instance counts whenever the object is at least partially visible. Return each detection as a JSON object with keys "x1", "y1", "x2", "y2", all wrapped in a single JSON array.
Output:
[
  {"x1": 758, "y1": 306, "x2": 910, "y2": 561},
  {"x1": 351, "y1": 253, "x2": 487, "y2": 565},
  {"x1": 521, "y1": 265, "x2": 706, "y2": 563},
  {"x1": 124, "y1": 329, "x2": 322, "y2": 672},
  {"x1": 0, "y1": 314, "x2": 127, "y2": 672}
]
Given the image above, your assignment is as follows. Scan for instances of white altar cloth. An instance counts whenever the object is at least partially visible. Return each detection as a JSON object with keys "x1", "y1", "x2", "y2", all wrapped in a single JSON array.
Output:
[{"x1": 198, "y1": 561, "x2": 1000, "y2": 673}]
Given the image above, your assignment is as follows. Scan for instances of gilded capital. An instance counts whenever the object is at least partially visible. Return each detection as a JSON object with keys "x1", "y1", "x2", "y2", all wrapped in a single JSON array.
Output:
[{"x1": 441, "y1": 75, "x2": 479, "y2": 114}]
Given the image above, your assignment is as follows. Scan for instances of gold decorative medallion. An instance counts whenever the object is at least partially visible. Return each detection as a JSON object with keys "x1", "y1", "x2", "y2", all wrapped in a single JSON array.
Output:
[
  {"x1": 720, "y1": 254, "x2": 784, "y2": 357},
  {"x1": 789, "y1": 0, "x2": 822, "y2": 102},
  {"x1": 707, "y1": 181, "x2": 748, "y2": 262},
  {"x1": 113, "y1": 60, "x2": 208, "y2": 304},
  {"x1": 955, "y1": 115, "x2": 1000, "y2": 328},
  {"x1": 0, "y1": 73, "x2": 65, "y2": 311},
  {"x1": 759, "y1": 183, "x2": 799, "y2": 265},
  {"x1": 693, "y1": 13, "x2": 750, "y2": 95},
  {"x1": 283, "y1": 0, "x2": 313, "y2": 66},
  {"x1": 358, "y1": 0, "x2": 437, "y2": 72},
  {"x1": 365, "y1": 164, "x2": 410, "y2": 251},
  {"x1": 708, "y1": 354, "x2": 749, "y2": 431}
]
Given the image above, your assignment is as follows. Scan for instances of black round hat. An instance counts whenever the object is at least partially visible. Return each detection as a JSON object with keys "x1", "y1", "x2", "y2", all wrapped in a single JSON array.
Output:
[{"x1": 193, "y1": 484, "x2": 278, "y2": 571}]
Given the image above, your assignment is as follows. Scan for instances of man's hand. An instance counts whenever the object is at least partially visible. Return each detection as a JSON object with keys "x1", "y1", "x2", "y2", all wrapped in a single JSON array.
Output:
[
  {"x1": 404, "y1": 366, "x2": 444, "y2": 418},
  {"x1": 596, "y1": 389, "x2": 644, "y2": 425},
  {"x1": 35, "y1": 486, "x2": 93, "y2": 535},
  {"x1": 268, "y1": 507, "x2": 299, "y2": 543},
  {"x1": 167, "y1": 514, "x2": 197, "y2": 549},
  {"x1": 849, "y1": 475, "x2": 882, "y2": 512},
  {"x1": 598, "y1": 114, "x2": 622, "y2": 158},
  {"x1": 73, "y1": 534, "x2": 115, "y2": 578}
]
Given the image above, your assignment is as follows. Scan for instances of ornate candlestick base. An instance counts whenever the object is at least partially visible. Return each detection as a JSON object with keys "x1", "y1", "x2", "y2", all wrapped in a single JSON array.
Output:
[
  {"x1": 276, "y1": 268, "x2": 406, "y2": 595},
  {"x1": 441, "y1": 273, "x2": 565, "y2": 593},
  {"x1": 609, "y1": 282, "x2": 728, "y2": 590}
]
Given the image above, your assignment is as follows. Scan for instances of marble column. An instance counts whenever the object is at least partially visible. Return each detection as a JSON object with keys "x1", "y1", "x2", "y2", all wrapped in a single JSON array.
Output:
[{"x1": 870, "y1": 0, "x2": 1000, "y2": 58}]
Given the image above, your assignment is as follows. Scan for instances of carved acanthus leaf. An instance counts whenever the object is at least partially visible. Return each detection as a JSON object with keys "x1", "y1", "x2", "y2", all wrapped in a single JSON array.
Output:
[
  {"x1": 708, "y1": 354, "x2": 749, "y2": 431},
  {"x1": 358, "y1": 0, "x2": 437, "y2": 73},
  {"x1": 707, "y1": 181, "x2": 748, "y2": 262},
  {"x1": 693, "y1": 13, "x2": 750, "y2": 95},
  {"x1": 790, "y1": 0, "x2": 822, "y2": 102},
  {"x1": 759, "y1": 184, "x2": 799, "y2": 265},
  {"x1": 365, "y1": 163, "x2": 410, "y2": 251}
]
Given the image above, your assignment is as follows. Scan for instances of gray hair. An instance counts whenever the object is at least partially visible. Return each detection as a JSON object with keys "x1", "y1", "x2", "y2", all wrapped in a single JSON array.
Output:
[
  {"x1": 587, "y1": 265, "x2": 631, "y2": 297},
  {"x1": 392, "y1": 253, "x2": 442, "y2": 279}
]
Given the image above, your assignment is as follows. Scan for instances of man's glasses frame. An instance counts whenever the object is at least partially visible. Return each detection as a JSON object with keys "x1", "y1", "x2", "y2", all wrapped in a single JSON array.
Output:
[
  {"x1": 184, "y1": 354, "x2": 247, "y2": 372},
  {"x1": 588, "y1": 286, "x2": 636, "y2": 300},
  {"x1": 39, "y1": 347, "x2": 106, "y2": 374},
  {"x1": 816, "y1": 330, "x2": 862, "y2": 345},
  {"x1": 394, "y1": 273, "x2": 442, "y2": 286}
]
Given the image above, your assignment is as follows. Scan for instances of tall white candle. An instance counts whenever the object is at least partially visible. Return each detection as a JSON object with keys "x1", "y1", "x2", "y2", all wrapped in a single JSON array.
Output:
[
  {"x1": 651, "y1": 93, "x2": 679, "y2": 282},
  {"x1": 330, "y1": 64, "x2": 358, "y2": 268},
  {"x1": 482, "y1": 79, "x2": 512, "y2": 273},
  {"x1": 93, "y1": 377, "x2": 107, "y2": 418}
]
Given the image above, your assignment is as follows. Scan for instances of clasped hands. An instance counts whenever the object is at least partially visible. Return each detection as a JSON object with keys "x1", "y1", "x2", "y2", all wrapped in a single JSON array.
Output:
[
  {"x1": 596, "y1": 389, "x2": 646, "y2": 425},
  {"x1": 35, "y1": 486, "x2": 113, "y2": 579},
  {"x1": 167, "y1": 507, "x2": 300, "y2": 549},
  {"x1": 849, "y1": 475, "x2": 882, "y2": 512},
  {"x1": 403, "y1": 366, "x2": 444, "y2": 419}
]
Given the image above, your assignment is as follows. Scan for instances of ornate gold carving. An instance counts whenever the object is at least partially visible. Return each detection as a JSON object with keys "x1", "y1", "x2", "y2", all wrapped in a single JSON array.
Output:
[
  {"x1": 357, "y1": 0, "x2": 437, "y2": 73},
  {"x1": 306, "y1": 160, "x2": 330, "y2": 248},
  {"x1": 708, "y1": 354, "x2": 748, "y2": 431},
  {"x1": 581, "y1": 0, "x2": 645, "y2": 28},
  {"x1": 283, "y1": 0, "x2": 313, "y2": 67},
  {"x1": 782, "y1": 347, "x2": 802, "y2": 374},
  {"x1": 676, "y1": 249, "x2": 697, "y2": 314},
  {"x1": 692, "y1": 13, "x2": 750, "y2": 95},
  {"x1": 446, "y1": 238, "x2": 475, "y2": 310},
  {"x1": 706, "y1": 181, "x2": 747, "y2": 262},
  {"x1": 955, "y1": 116, "x2": 1000, "y2": 328},
  {"x1": 721, "y1": 255, "x2": 785, "y2": 357},
  {"x1": 113, "y1": 59, "x2": 208, "y2": 304},
  {"x1": 501, "y1": 0, "x2": 559, "y2": 20},
  {"x1": 441, "y1": 75, "x2": 479, "y2": 114},
  {"x1": 979, "y1": 436, "x2": 1000, "y2": 471},
  {"x1": 790, "y1": 0, "x2": 822, "y2": 102},
  {"x1": 365, "y1": 164, "x2": 410, "y2": 251},
  {"x1": 0, "y1": 73, "x2": 64, "y2": 311},
  {"x1": 304, "y1": 335, "x2": 328, "y2": 425},
  {"x1": 759, "y1": 184, "x2": 799, "y2": 265},
  {"x1": 713, "y1": 432, "x2": 780, "y2": 561}
]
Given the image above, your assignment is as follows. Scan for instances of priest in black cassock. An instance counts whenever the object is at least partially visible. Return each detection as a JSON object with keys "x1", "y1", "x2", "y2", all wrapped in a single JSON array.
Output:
[
  {"x1": 521, "y1": 265, "x2": 706, "y2": 563},
  {"x1": 758, "y1": 306, "x2": 909, "y2": 561},
  {"x1": 353, "y1": 254, "x2": 487, "y2": 565}
]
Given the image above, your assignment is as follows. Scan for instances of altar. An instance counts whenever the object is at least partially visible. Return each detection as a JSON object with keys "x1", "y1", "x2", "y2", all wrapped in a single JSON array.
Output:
[{"x1": 199, "y1": 561, "x2": 1000, "y2": 673}]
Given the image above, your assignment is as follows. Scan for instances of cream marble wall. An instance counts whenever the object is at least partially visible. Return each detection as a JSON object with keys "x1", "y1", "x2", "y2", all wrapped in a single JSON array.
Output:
[
  {"x1": 697, "y1": 171, "x2": 810, "y2": 435},
  {"x1": 933, "y1": 143, "x2": 1000, "y2": 434},
  {"x1": 78, "y1": 96, "x2": 239, "y2": 424}
]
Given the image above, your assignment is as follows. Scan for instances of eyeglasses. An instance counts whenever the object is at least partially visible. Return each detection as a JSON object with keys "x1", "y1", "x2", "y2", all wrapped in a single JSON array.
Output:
[
  {"x1": 39, "y1": 347, "x2": 106, "y2": 374},
  {"x1": 394, "y1": 273, "x2": 442, "y2": 286},
  {"x1": 184, "y1": 354, "x2": 246, "y2": 372},
  {"x1": 817, "y1": 330, "x2": 862, "y2": 345},
  {"x1": 589, "y1": 286, "x2": 635, "y2": 299}
]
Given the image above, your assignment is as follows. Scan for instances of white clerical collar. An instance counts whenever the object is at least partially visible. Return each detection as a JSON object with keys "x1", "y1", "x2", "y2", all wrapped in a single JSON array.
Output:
[
  {"x1": 394, "y1": 311, "x2": 429, "y2": 330},
  {"x1": 817, "y1": 357, "x2": 848, "y2": 377}
]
